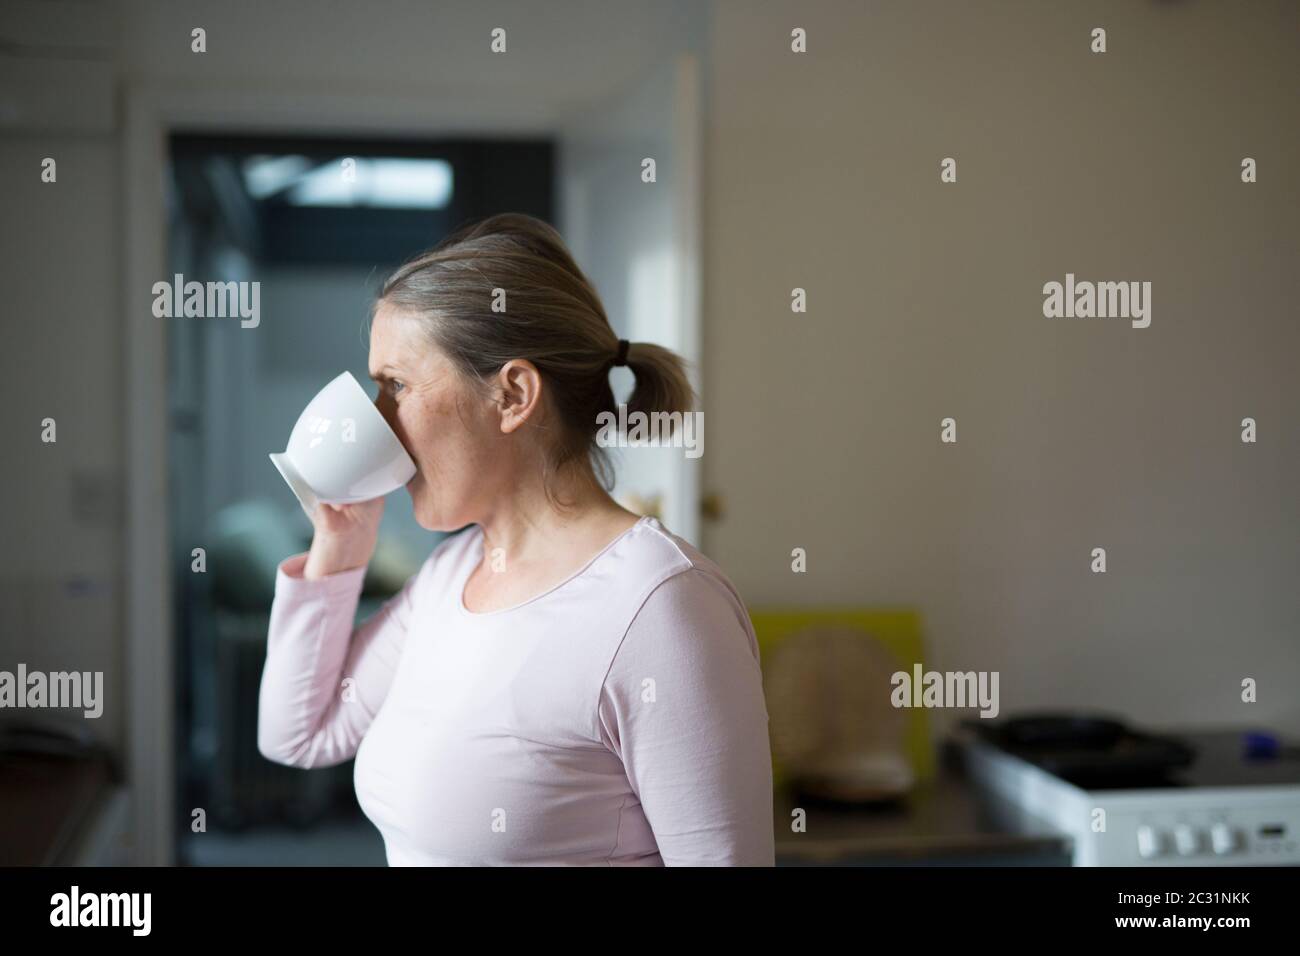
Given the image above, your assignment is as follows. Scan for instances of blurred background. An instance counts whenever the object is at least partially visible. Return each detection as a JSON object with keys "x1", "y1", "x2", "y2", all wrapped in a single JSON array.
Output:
[{"x1": 1, "y1": 0, "x2": 1296, "y2": 868}]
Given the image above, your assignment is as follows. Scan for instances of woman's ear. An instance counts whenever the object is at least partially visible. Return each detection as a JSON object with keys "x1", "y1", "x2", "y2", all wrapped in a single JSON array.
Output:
[{"x1": 494, "y1": 359, "x2": 543, "y2": 434}]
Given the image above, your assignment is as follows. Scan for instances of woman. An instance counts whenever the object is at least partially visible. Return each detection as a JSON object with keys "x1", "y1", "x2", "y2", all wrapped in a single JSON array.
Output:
[{"x1": 257, "y1": 213, "x2": 774, "y2": 865}]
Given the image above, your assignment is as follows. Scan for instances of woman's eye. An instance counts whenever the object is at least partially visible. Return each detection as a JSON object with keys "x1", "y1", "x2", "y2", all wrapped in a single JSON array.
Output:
[{"x1": 389, "y1": 380, "x2": 405, "y2": 394}]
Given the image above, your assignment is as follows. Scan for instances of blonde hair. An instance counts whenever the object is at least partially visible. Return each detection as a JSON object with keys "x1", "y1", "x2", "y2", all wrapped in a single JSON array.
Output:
[{"x1": 375, "y1": 213, "x2": 694, "y2": 507}]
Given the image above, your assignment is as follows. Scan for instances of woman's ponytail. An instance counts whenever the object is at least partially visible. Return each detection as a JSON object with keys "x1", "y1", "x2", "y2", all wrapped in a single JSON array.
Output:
[{"x1": 623, "y1": 341, "x2": 696, "y2": 430}]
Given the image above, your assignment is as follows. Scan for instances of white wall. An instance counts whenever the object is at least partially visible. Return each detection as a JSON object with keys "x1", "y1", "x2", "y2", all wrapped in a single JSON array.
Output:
[
  {"x1": 0, "y1": 0, "x2": 122, "y2": 750},
  {"x1": 0, "y1": 134, "x2": 124, "y2": 751},
  {"x1": 702, "y1": 0, "x2": 1300, "y2": 738}
]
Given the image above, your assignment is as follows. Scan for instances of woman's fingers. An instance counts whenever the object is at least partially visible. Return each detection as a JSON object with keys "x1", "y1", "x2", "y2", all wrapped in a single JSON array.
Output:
[
  {"x1": 311, "y1": 498, "x2": 384, "y2": 536},
  {"x1": 302, "y1": 498, "x2": 387, "y2": 579}
]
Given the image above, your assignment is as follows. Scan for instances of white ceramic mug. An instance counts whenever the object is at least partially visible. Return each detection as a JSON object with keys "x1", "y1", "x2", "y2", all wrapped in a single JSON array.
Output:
[{"x1": 269, "y1": 371, "x2": 416, "y2": 519}]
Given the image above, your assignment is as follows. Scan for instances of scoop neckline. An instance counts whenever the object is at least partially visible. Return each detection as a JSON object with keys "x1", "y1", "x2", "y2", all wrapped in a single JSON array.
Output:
[{"x1": 456, "y1": 514, "x2": 655, "y2": 618}]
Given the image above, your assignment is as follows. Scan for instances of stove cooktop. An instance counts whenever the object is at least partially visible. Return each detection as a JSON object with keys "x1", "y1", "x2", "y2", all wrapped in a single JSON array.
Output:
[
  {"x1": 963, "y1": 716, "x2": 1300, "y2": 791},
  {"x1": 959, "y1": 718, "x2": 1300, "y2": 865}
]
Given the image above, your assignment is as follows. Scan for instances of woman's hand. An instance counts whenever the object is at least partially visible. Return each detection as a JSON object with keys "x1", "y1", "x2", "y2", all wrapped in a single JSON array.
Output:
[{"x1": 303, "y1": 497, "x2": 386, "y2": 579}]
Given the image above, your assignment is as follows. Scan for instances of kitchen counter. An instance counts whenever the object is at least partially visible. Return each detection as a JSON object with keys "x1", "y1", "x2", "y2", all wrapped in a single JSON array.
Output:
[
  {"x1": 774, "y1": 741, "x2": 1073, "y2": 866},
  {"x1": 0, "y1": 740, "x2": 127, "y2": 866}
]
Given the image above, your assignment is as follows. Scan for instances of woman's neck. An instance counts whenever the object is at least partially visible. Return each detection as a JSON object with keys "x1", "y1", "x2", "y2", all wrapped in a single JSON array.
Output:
[{"x1": 475, "y1": 464, "x2": 636, "y2": 568}]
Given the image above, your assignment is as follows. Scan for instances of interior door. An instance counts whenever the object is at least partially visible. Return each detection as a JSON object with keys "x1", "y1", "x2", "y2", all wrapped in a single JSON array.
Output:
[{"x1": 556, "y1": 53, "x2": 703, "y2": 544}]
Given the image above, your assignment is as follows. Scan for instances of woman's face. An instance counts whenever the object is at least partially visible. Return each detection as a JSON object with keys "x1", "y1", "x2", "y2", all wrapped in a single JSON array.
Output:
[{"x1": 368, "y1": 302, "x2": 507, "y2": 531}]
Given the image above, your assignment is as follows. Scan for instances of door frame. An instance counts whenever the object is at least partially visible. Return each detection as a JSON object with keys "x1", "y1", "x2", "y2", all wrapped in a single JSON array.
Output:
[
  {"x1": 670, "y1": 53, "x2": 704, "y2": 545},
  {"x1": 556, "y1": 53, "x2": 705, "y2": 543}
]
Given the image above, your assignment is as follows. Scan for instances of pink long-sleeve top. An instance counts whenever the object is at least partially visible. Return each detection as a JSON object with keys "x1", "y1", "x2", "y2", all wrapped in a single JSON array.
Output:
[{"x1": 257, "y1": 515, "x2": 776, "y2": 865}]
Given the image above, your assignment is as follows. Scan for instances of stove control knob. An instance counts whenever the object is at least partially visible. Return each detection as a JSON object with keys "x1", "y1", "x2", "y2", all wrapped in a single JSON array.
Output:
[
  {"x1": 1210, "y1": 823, "x2": 1241, "y2": 855},
  {"x1": 1136, "y1": 825, "x2": 1164, "y2": 858},
  {"x1": 1173, "y1": 824, "x2": 1200, "y2": 856}
]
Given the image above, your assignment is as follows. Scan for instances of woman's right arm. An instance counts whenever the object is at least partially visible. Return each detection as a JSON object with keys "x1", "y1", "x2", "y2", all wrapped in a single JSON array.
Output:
[{"x1": 257, "y1": 499, "x2": 421, "y2": 768}]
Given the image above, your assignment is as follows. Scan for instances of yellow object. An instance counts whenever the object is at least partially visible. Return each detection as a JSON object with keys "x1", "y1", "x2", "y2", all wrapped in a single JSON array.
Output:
[{"x1": 749, "y1": 608, "x2": 934, "y2": 788}]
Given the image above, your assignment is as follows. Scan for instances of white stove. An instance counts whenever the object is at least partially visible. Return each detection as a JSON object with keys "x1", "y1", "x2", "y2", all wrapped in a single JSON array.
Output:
[{"x1": 958, "y1": 723, "x2": 1300, "y2": 866}]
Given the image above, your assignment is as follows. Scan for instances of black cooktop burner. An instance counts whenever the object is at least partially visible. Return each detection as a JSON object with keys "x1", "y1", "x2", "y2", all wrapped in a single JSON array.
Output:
[{"x1": 963, "y1": 715, "x2": 1300, "y2": 791}]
